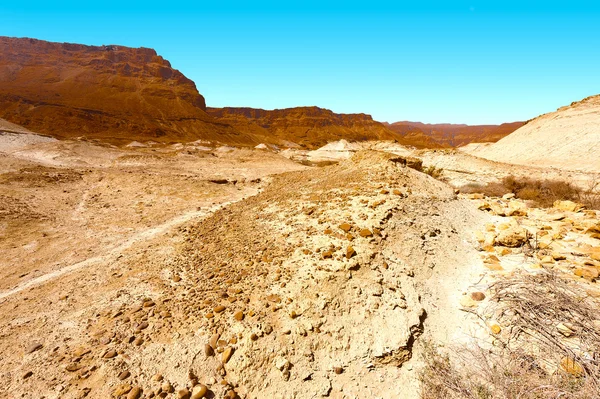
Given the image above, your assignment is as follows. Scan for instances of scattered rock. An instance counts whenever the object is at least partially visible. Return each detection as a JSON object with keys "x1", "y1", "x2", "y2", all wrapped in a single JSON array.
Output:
[
  {"x1": 191, "y1": 384, "x2": 208, "y2": 399},
  {"x1": 359, "y1": 228, "x2": 373, "y2": 238},
  {"x1": 560, "y1": 357, "x2": 584, "y2": 377},
  {"x1": 222, "y1": 347, "x2": 234, "y2": 363},
  {"x1": 25, "y1": 342, "x2": 43, "y2": 354},
  {"x1": 118, "y1": 370, "x2": 131, "y2": 380},
  {"x1": 127, "y1": 387, "x2": 142, "y2": 399},
  {"x1": 470, "y1": 292, "x2": 486, "y2": 301}
]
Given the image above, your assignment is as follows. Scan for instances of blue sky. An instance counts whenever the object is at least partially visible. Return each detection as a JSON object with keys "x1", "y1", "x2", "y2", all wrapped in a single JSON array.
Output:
[{"x1": 2, "y1": 1, "x2": 599, "y2": 124}]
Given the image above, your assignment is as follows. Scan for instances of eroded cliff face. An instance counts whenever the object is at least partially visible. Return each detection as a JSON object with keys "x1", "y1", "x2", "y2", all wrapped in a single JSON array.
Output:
[
  {"x1": 386, "y1": 121, "x2": 525, "y2": 148},
  {"x1": 0, "y1": 37, "x2": 254, "y2": 145},
  {"x1": 207, "y1": 106, "x2": 404, "y2": 148}
]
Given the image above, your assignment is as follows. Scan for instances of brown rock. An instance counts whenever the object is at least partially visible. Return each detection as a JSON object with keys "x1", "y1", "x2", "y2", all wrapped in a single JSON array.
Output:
[
  {"x1": 178, "y1": 388, "x2": 191, "y2": 399},
  {"x1": 233, "y1": 310, "x2": 244, "y2": 321},
  {"x1": 113, "y1": 384, "x2": 132, "y2": 396},
  {"x1": 222, "y1": 347, "x2": 234, "y2": 363},
  {"x1": 118, "y1": 370, "x2": 131, "y2": 380},
  {"x1": 346, "y1": 246, "x2": 356, "y2": 259},
  {"x1": 25, "y1": 342, "x2": 43, "y2": 354},
  {"x1": 339, "y1": 223, "x2": 352, "y2": 232},
  {"x1": 127, "y1": 387, "x2": 142, "y2": 399},
  {"x1": 214, "y1": 305, "x2": 226, "y2": 313},
  {"x1": 191, "y1": 384, "x2": 208, "y2": 399},
  {"x1": 495, "y1": 226, "x2": 528, "y2": 247},
  {"x1": 103, "y1": 349, "x2": 118, "y2": 359},
  {"x1": 560, "y1": 357, "x2": 584, "y2": 377},
  {"x1": 470, "y1": 292, "x2": 486, "y2": 301},
  {"x1": 322, "y1": 250, "x2": 333, "y2": 259},
  {"x1": 65, "y1": 363, "x2": 82, "y2": 372},
  {"x1": 204, "y1": 343, "x2": 215, "y2": 357},
  {"x1": 359, "y1": 228, "x2": 373, "y2": 238}
]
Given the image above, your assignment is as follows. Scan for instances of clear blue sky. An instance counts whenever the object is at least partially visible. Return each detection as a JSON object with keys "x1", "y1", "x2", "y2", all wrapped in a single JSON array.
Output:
[{"x1": 2, "y1": 1, "x2": 600, "y2": 124}]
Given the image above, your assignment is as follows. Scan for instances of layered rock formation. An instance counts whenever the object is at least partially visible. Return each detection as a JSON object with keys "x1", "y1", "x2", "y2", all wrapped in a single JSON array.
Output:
[
  {"x1": 207, "y1": 106, "x2": 404, "y2": 149},
  {"x1": 468, "y1": 95, "x2": 600, "y2": 173},
  {"x1": 387, "y1": 121, "x2": 525, "y2": 148},
  {"x1": 0, "y1": 37, "x2": 254, "y2": 145}
]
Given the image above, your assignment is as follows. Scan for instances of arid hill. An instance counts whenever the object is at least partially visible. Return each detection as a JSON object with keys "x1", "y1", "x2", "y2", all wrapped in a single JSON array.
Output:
[
  {"x1": 467, "y1": 95, "x2": 600, "y2": 173},
  {"x1": 207, "y1": 106, "x2": 408, "y2": 149},
  {"x1": 0, "y1": 37, "x2": 254, "y2": 145},
  {"x1": 387, "y1": 121, "x2": 525, "y2": 147}
]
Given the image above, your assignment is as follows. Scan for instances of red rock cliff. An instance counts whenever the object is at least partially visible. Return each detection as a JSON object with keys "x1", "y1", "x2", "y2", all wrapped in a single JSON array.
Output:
[{"x1": 0, "y1": 37, "x2": 253, "y2": 145}]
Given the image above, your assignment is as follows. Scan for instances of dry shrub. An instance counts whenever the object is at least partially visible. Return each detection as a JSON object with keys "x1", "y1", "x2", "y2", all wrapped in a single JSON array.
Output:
[
  {"x1": 423, "y1": 166, "x2": 444, "y2": 179},
  {"x1": 419, "y1": 271, "x2": 600, "y2": 398},
  {"x1": 459, "y1": 175, "x2": 599, "y2": 209}
]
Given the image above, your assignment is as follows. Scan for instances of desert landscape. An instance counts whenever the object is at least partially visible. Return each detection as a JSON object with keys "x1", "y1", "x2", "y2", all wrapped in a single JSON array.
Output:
[{"x1": 1, "y1": 25, "x2": 600, "y2": 399}]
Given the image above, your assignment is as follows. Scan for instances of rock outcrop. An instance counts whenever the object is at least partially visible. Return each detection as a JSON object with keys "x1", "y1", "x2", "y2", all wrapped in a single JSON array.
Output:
[
  {"x1": 0, "y1": 37, "x2": 254, "y2": 145},
  {"x1": 467, "y1": 95, "x2": 600, "y2": 172}
]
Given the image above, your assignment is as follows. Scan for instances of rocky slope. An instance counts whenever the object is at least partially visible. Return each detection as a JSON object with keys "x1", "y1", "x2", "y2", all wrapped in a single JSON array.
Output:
[
  {"x1": 466, "y1": 95, "x2": 600, "y2": 173},
  {"x1": 0, "y1": 37, "x2": 254, "y2": 145},
  {"x1": 387, "y1": 121, "x2": 525, "y2": 148},
  {"x1": 207, "y1": 106, "x2": 406, "y2": 149}
]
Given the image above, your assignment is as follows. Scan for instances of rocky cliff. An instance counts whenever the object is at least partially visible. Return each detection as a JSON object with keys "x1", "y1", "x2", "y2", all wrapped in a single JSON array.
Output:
[
  {"x1": 207, "y1": 106, "x2": 405, "y2": 149},
  {"x1": 0, "y1": 37, "x2": 254, "y2": 145}
]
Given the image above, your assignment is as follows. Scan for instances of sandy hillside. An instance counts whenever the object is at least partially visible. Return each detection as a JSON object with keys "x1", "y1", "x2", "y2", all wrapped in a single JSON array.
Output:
[{"x1": 465, "y1": 95, "x2": 600, "y2": 172}]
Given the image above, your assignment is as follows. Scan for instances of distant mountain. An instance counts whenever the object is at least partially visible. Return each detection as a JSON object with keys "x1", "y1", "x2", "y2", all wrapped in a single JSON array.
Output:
[
  {"x1": 466, "y1": 95, "x2": 600, "y2": 172},
  {"x1": 386, "y1": 121, "x2": 525, "y2": 148},
  {"x1": 207, "y1": 106, "x2": 407, "y2": 149},
  {"x1": 0, "y1": 36, "x2": 254, "y2": 145}
]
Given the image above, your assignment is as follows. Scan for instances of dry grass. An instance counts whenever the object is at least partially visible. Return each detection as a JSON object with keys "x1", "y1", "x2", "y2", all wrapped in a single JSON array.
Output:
[
  {"x1": 419, "y1": 271, "x2": 600, "y2": 399},
  {"x1": 459, "y1": 175, "x2": 600, "y2": 209},
  {"x1": 423, "y1": 166, "x2": 444, "y2": 179}
]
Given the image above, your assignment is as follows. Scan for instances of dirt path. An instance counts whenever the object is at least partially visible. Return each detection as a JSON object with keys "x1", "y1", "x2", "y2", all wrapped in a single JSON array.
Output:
[{"x1": 0, "y1": 190, "x2": 258, "y2": 301}]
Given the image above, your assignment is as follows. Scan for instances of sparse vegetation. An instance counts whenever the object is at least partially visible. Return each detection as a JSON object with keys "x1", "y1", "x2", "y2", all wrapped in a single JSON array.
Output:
[
  {"x1": 419, "y1": 271, "x2": 600, "y2": 398},
  {"x1": 460, "y1": 175, "x2": 600, "y2": 209},
  {"x1": 423, "y1": 165, "x2": 444, "y2": 179}
]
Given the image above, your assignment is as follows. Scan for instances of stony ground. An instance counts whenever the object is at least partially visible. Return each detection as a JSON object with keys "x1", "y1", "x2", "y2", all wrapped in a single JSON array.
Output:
[{"x1": 2, "y1": 136, "x2": 600, "y2": 399}]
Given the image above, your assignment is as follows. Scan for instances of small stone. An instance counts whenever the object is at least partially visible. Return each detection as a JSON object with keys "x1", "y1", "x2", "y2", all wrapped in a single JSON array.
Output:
[
  {"x1": 143, "y1": 300, "x2": 155, "y2": 308},
  {"x1": 127, "y1": 387, "x2": 142, "y2": 399},
  {"x1": 118, "y1": 370, "x2": 131, "y2": 380},
  {"x1": 290, "y1": 310, "x2": 299, "y2": 319},
  {"x1": 204, "y1": 343, "x2": 215, "y2": 357},
  {"x1": 233, "y1": 311, "x2": 244, "y2": 321},
  {"x1": 151, "y1": 373, "x2": 163, "y2": 382},
  {"x1": 22, "y1": 371, "x2": 33, "y2": 379},
  {"x1": 346, "y1": 246, "x2": 356, "y2": 259},
  {"x1": 113, "y1": 384, "x2": 132, "y2": 396},
  {"x1": 322, "y1": 250, "x2": 333, "y2": 259},
  {"x1": 178, "y1": 388, "x2": 191, "y2": 399},
  {"x1": 209, "y1": 334, "x2": 220, "y2": 348},
  {"x1": 266, "y1": 294, "x2": 281, "y2": 303},
  {"x1": 490, "y1": 324, "x2": 502, "y2": 334},
  {"x1": 334, "y1": 367, "x2": 343, "y2": 374},
  {"x1": 103, "y1": 349, "x2": 117, "y2": 359},
  {"x1": 339, "y1": 223, "x2": 352, "y2": 232},
  {"x1": 560, "y1": 357, "x2": 584, "y2": 377},
  {"x1": 250, "y1": 333, "x2": 259, "y2": 341},
  {"x1": 65, "y1": 363, "x2": 82, "y2": 372},
  {"x1": 26, "y1": 343, "x2": 43, "y2": 354},
  {"x1": 191, "y1": 384, "x2": 208, "y2": 399},
  {"x1": 470, "y1": 292, "x2": 486, "y2": 301},
  {"x1": 172, "y1": 275, "x2": 182, "y2": 282},
  {"x1": 161, "y1": 382, "x2": 173, "y2": 393},
  {"x1": 214, "y1": 305, "x2": 226, "y2": 313},
  {"x1": 552, "y1": 252, "x2": 567, "y2": 261},
  {"x1": 556, "y1": 322, "x2": 575, "y2": 337},
  {"x1": 359, "y1": 228, "x2": 373, "y2": 238},
  {"x1": 222, "y1": 347, "x2": 234, "y2": 363}
]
